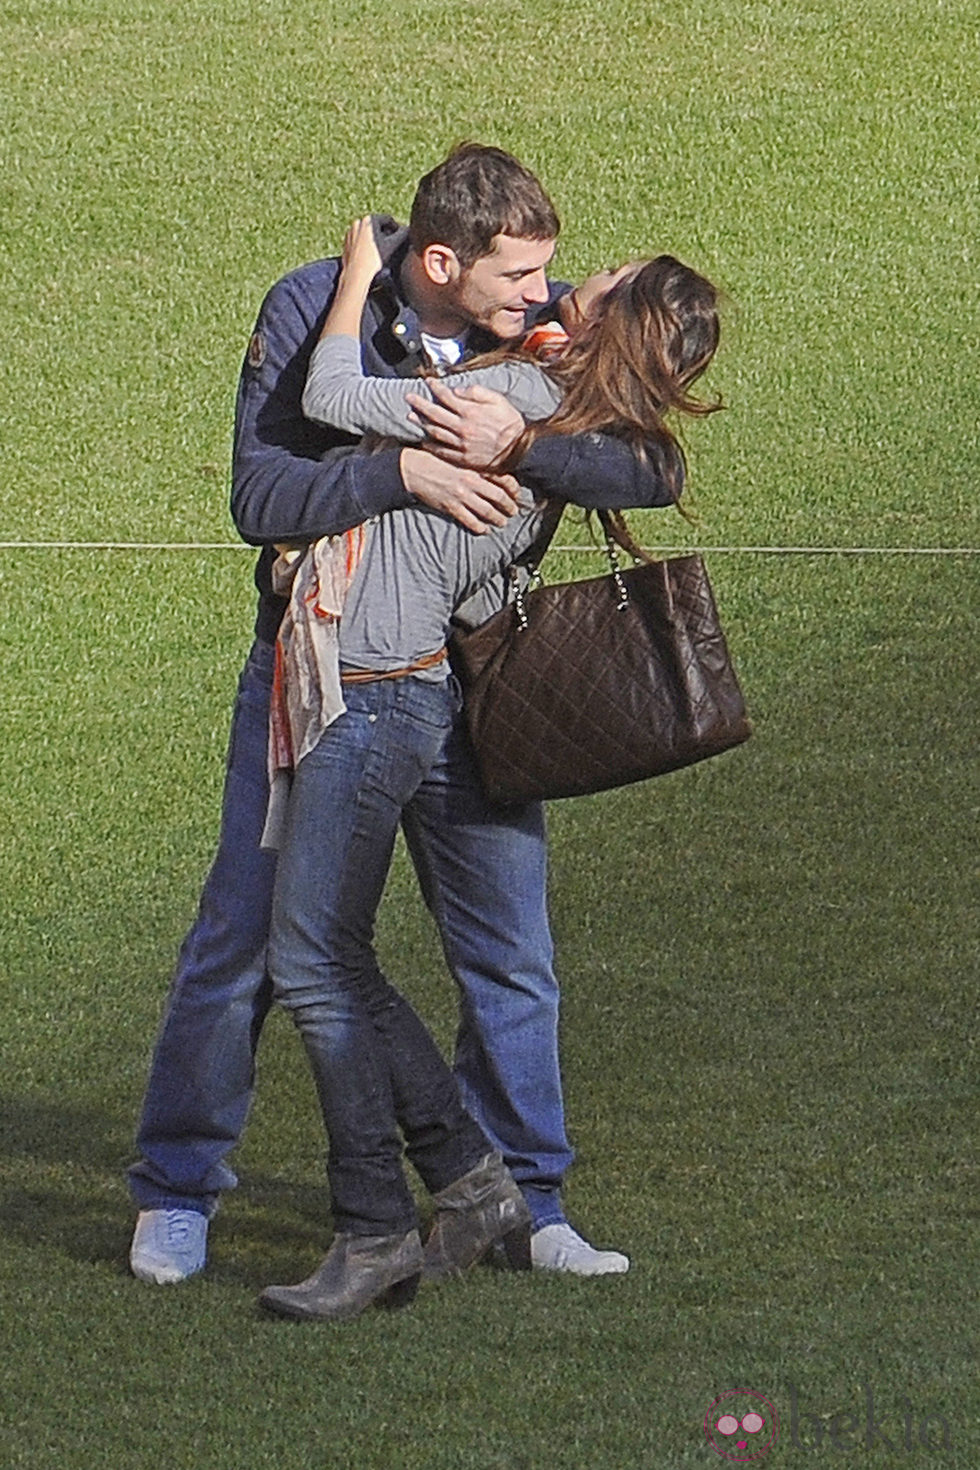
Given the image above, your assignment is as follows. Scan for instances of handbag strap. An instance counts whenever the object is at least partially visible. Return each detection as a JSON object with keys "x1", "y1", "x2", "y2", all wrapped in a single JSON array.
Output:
[
  {"x1": 505, "y1": 498, "x2": 564, "y2": 630},
  {"x1": 518, "y1": 497, "x2": 565, "y2": 572},
  {"x1": 512, "y1": 503, "x2": 631, "y2": 626}
]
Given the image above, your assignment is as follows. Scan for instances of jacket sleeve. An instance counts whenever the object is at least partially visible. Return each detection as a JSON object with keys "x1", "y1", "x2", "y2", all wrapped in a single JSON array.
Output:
[
  {"x1": 231, "y1": 265, "x2": 415, "y2": 545},
  {"x1": 517, "y1": 430, "x2": 682, "y2": 511}
]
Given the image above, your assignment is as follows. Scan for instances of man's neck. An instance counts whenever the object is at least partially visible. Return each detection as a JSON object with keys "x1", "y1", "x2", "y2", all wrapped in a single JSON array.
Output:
[{"x1": 400, "y1": 253, "x2": 470, "y2": 339}]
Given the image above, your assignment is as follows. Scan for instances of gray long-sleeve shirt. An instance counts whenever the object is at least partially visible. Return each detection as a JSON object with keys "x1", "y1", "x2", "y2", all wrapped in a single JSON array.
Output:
[{"x1": 303, "y1": 337, "x2": 563, "y2": 672}]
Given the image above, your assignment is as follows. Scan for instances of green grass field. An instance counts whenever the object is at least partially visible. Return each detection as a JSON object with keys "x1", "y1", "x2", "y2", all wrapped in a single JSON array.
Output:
[{"x1": 1, "y1": 2, "x2": 977, "y2": 1466}]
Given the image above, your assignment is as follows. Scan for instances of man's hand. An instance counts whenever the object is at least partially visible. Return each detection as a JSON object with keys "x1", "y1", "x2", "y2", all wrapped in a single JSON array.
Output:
[
  {"x1": 405, "y1": 382, "x2": 525, "y2": 469},
  {"x1": 400, "y1": 448, "x2": 521, "y2": 534}
]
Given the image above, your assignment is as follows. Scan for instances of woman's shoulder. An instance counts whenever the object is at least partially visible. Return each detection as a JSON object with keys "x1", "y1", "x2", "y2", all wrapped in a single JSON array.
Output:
[{"x1": 461, "y1": 356, "x2": 561, "y2": 415}]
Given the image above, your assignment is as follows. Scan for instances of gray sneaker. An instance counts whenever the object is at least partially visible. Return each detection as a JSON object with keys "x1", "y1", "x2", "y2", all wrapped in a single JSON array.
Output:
[{"x1": 129, "y1": 1209, "x2": 208, "y2": 1284}]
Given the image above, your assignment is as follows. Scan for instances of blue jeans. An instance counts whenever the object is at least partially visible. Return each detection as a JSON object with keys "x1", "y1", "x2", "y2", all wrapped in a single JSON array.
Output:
[
  {"x1": 128, "y1": 639, "x2": 572, "y2": 1227},
  {"x1": 269, "y1": 677, "x2": 494, "y2": 1234},
  {"x1": 129, "y1": 639, "x2": 277, "y2": 1215}
]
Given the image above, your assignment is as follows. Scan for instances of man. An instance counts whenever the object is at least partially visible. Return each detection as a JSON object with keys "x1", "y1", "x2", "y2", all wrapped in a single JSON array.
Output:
[{"x1": 129, "y1": 144, "x2": 670, "y2": 1283}]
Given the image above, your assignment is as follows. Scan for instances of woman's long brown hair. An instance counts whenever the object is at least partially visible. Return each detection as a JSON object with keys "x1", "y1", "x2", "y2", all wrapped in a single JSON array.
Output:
[{"x1": 473, "y1": 254, "x2": 722, "y2": 558}]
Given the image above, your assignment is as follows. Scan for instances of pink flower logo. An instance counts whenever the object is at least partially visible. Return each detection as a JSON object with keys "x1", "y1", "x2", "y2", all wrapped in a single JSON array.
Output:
[{"x1": 704, "y1": 1389, "x2": 780, "y2": 1462}]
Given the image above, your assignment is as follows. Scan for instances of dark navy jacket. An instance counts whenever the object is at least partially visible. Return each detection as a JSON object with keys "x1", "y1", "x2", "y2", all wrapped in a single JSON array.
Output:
[{"x1": 232, "y1": 227, "x2": 679, "y2": 643}]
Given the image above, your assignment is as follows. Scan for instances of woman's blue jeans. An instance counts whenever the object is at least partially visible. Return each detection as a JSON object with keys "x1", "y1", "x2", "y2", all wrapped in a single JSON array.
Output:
[{"x1": 270, "y1": 677, "x2": 497, "y2": 1234}]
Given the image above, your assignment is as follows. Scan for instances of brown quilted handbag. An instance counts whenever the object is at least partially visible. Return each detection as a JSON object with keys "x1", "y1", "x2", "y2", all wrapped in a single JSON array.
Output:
[{"x1": 450, "y1": 547, "x2": 751, "y2": 806}]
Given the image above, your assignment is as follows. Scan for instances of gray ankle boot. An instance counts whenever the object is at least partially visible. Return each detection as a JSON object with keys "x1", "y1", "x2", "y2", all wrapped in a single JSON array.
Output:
[
  {"x1": 259, "y1": 1229, "x2": 423, "y2": 1321},
  {"x1": 423, "y1": 1152, "x2": 531, "y2": 1280}
]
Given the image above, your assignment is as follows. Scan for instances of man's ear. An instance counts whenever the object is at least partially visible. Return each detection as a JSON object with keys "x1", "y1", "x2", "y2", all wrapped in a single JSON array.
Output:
[{"x1": 420, "y1": 243, "x2": 462, "y2": 286}]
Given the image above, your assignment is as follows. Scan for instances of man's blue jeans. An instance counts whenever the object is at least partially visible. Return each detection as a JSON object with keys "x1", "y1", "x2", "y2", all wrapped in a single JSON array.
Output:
[{"x1": 128, "y1": 639, "x2": 572, "y2": 1227}]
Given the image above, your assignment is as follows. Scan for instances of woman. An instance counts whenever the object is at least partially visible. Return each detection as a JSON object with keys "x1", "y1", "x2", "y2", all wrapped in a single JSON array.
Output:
[{"x1": 259, "y1": 222, "x2": 721, "y2": 1322}]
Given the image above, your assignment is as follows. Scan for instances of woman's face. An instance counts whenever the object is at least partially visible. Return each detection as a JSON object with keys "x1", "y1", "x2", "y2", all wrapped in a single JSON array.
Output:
[{"x1": 564, "y1": 261, "x2": 642, "y2": 327}]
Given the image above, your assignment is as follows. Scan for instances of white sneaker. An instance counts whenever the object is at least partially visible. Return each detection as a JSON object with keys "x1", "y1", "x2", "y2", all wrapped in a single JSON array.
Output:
[
  {"x1": 530, "y1": 1222, "x2": 630, "y2": 1276},
  {"x1": 130, "y1": 1209, "x2": 208, "y2": 1284}
]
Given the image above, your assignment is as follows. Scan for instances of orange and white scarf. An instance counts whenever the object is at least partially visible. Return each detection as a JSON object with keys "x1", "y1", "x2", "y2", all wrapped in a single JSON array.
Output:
[{"x1": 262, "y1": 526, "x2": 367, "y2": 847}]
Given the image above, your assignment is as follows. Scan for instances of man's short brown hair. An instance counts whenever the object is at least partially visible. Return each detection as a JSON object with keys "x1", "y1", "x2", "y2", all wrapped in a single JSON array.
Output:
[{"x1": 409, "y1": 143, "x2": 560, "y2": 269}]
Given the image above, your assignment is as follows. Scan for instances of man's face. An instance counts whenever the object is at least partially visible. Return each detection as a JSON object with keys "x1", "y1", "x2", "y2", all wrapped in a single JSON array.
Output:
[{"x1": 449, "y1": 234, "x2": 556, "y2": 340}]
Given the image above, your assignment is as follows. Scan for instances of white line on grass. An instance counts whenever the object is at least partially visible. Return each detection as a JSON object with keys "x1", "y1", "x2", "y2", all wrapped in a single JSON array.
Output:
[{"x1": 0, "y1": 541, "x2": 977, "y2": 556}]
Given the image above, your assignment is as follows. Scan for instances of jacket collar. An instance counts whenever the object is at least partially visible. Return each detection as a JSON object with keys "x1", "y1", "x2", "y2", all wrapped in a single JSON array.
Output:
[{"x1": 366, "y1": 217, "x2": 502, "y2": 370}]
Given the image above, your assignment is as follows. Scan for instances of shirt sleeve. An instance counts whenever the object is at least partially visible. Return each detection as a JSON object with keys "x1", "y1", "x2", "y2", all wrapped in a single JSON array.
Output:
[
  {"x1": 231, "y1": 265, "x2": 415, "y2": 546},
  {"x1": 302, "y1": 337, "x2": 562, "y2": 440}
]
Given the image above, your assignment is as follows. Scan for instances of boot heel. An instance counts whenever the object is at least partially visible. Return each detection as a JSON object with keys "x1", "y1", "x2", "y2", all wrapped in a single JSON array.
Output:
[
  {"x1": 380, "y1": 1271, "x2": 421, "y2": 1311},
  {"x1": 501, "y1": 1221, "x2": 532, "y2": 1272}
]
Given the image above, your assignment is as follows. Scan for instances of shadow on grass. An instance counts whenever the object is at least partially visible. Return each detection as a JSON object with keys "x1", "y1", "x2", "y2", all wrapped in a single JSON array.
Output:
[
  {"x1": 0, "y1": 1095, "x2": 331, "y2": 1284},
  {"x1": 0, "y1": 1095, "x2": 132, "y2": 1172}
]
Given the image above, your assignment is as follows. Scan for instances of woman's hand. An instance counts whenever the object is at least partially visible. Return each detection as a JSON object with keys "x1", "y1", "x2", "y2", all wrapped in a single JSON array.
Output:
[
  {"x1": 320, "y1": 217, "x2": 382, "y2": 340},
  {"x1": 341, "y1": 215, "x2": 383, "y2": 284}
]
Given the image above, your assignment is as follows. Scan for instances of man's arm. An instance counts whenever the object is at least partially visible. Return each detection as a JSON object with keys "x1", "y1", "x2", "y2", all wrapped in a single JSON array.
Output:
[
  {"x1": 231, "y1": 262, "x2": 519, "y2": 545},
  {"x1": 518, "y1": 430, "x2": 680, "y2": 511},
  {"x1": 398, "y1": 449, "x2": 520, "y2": 535},
  {"x1": 406, "y1": 383, "x2": 681, "y2": 511},
  {"x1": 231, "y1": 262, "x2": 415, "y2": 545}
]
